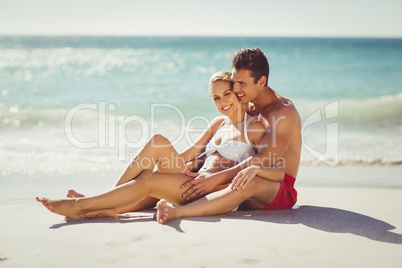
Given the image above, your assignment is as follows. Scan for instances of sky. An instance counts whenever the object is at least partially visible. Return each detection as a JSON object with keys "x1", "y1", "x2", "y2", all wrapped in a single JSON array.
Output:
[{"x1": 1, "y1": 0, "x2": 402, "y2": 37}]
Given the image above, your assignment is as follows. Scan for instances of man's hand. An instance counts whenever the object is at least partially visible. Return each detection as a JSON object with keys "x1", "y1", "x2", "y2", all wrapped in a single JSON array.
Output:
[
  {"x1": 180, "y1": 173, "x2": 217, "y2": 201},
  {"x1": 231, "y1": 165, "x2": 260, "y2": 190}
]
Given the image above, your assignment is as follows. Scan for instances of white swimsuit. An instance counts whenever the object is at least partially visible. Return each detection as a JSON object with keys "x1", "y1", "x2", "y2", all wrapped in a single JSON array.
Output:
[{"x1": 205, "y1": 113, "x2": 256, "y2": 163}]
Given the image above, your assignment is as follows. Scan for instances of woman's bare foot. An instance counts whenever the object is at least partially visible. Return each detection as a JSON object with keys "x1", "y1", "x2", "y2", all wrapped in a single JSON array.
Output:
[
  {"x1": 36, "y1": 197, "x2": 83, "y2": 218},
  {"x1": 156, "y1": 199, "x2": 175, "y2": 224},
  {"x1": 67, "y1": 189, "x2": 85, "y2": 198},
  {"x1": 82, "y1": 209, "x2": 118, "y2": 219}
]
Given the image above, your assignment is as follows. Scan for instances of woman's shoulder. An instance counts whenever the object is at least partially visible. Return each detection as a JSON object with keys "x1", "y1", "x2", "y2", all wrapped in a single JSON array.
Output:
[
  {"x1": 210, "y1": 115, "x2": 227, "y2": 126},
  {"x1": 212, "y1": 115, "x2": 227, "y2": 122},
  {"x1": 208, "y1": 115, "x2": 227, "y2": 132}
]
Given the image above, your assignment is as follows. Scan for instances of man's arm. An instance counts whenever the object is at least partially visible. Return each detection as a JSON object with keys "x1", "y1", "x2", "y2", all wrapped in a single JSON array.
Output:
[
  {"x1": 180, "y1": 165, "x2": 243, "y2": 201},
  {"x1": 230, "y1": 165, "x2": 284, "y2": 190},
  {"x1": 246, "y1": 107, "x2": 296, "y2": 168},
  {"x1": 217, "y1": 105, "x2": 297, "y2": 179},
  {"x1": 181, "y1": 106, "x2": 297, "y2": 200}
]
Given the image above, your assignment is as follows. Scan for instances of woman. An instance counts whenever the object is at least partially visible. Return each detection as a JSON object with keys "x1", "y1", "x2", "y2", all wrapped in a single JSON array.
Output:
[{"x1": 36, "y1": 71, "x2": 283, "y2": 219}]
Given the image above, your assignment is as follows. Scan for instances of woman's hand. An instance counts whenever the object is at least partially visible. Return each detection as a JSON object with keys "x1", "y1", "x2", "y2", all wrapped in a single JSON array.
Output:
[
  {"x1": 231, "y1": 165, "x2": 260, "y2": 190},
  {"x1": 185, "y1": 161, "x2": 194, "y2": 173},
  {"x1": 180, "y1": 173, "x2": 217, "y2": 201}
]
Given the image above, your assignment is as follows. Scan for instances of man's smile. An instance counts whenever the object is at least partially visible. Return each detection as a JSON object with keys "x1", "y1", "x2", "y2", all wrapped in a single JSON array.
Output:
[{"x1": 236, "y1": 93, "x2": 245, "y2": 101}]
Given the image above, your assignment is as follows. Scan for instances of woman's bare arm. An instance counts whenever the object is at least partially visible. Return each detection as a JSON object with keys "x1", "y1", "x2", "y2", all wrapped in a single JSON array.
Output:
[{"x1": 179, "y1": 116, "x2": 225, "y2": 162}]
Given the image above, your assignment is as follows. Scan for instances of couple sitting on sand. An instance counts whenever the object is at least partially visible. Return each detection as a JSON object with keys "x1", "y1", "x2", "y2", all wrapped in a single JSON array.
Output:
[{"x1": 37, "y1": 48, "x2": 301, "y2": 224}]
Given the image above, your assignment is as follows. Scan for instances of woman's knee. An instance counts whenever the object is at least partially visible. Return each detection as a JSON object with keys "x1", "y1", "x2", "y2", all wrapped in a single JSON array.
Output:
[
  {"x1": 128, "y1": 171, "x2": 154, "y2": 191},
  {"x1": 136, "y1": 170, "x2": 153, "y2": 182},
  {"x1": 150, "y1": 134, "x2": 171, "y2": 148}
]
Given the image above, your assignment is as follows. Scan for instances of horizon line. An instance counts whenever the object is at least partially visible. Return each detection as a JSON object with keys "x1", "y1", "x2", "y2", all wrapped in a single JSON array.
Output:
[{"x1": 1, "y1": 34, "x2": 402, "y2": 40}]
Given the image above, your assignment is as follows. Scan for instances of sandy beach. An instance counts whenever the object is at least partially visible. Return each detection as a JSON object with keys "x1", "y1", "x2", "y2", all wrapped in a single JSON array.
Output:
[
  {"x1": 1, "y1": 167, "x2": 401, "y2": 268},
  {"x1": 1, "y1": 23, "x2": 402, "y2": 268}
]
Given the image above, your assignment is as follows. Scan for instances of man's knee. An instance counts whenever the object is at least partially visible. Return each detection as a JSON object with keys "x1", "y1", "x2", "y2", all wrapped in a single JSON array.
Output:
[
  {"x1": 227, "y1": 181, "x2": 258, "y2": 199},
  {"x1": 240, "y1": 177, "x2": 280, "y2": 197}
]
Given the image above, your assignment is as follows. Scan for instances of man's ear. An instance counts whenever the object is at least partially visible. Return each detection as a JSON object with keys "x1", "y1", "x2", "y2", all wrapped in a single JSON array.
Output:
[{"x1": 258, "y1": 76, "x2": 267, "y2": 87}]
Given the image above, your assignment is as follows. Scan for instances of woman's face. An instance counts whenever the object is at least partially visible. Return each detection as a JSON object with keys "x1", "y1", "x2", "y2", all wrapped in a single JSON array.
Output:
[{"x1": 210, "y1": 81, "x2": 240, "y2": 117}]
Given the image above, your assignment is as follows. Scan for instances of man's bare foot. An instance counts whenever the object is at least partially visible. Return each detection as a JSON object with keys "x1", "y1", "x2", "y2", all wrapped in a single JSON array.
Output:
[
  {"x1": 82, "y1": 209, "x2": 118, "y2": 219},
  {"x1": 156, "y1": 199, "x2": 175, "y2": 224},
  {"x1": 36, "y1": 197, "x2": 83, "y2": 218},
  {"x1": 67, "y1": 189, "x2": 85, "y2": 198}
]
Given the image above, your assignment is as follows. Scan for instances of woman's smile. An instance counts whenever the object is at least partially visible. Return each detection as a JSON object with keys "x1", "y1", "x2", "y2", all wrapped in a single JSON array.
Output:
[{"x1": 222, "y1": 104, "x2": 232, "y2": 111}]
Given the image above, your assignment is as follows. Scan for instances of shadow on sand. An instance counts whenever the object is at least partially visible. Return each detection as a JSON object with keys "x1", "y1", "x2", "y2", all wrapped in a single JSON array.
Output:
[
  {"x1": 49, "y1": 213, "x2": 156, "y2": 229},
  {"x1": 191, "y1": 205, "x2": 402, "y2": 245},
  {"x1": 49, "y1": 205, "x2": 402, "y2": 244}
]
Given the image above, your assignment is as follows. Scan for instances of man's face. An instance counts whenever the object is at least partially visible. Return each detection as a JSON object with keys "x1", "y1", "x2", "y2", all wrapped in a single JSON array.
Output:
[{"x1": 231, "y1": 69, "x2": 259, "y2": 104}]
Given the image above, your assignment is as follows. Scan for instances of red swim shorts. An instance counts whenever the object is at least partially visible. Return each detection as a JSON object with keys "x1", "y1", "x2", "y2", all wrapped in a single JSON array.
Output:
[{"x1": 262, "y1": 173, "x2": 298, "y2": 210}]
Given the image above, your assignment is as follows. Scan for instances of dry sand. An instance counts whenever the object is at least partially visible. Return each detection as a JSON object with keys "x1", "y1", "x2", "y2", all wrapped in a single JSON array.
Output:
[{"x1": 1, "y1": 168, "x2": 402, "y2": 267}]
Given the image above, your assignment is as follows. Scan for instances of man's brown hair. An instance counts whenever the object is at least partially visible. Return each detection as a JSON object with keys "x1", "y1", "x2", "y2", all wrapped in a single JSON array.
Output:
[{"x1": 231, "y1": 48, "x2": 269, "y2": 86}]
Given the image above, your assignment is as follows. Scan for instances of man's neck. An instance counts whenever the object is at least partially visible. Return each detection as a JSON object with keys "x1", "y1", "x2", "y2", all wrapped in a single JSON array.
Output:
[{"x1": 252, "y1": 86, "x2": 277, "y2": 111}]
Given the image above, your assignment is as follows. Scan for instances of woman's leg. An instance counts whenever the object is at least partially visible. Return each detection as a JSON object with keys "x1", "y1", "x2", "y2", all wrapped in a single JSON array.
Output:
[
  {"x1": 114, "y1": 134, "x2": 187, "y2": 186},
  {"x1": 112, "y1": 134, "x2": 188, "y2": 213},
  {"x1": 68, "y1": 134, "x2": 188, "y2": 214},
  {"x1": 156, "y1": 177, "x2": 281, "y2": 223},
  {"x1": 36, "y1": 171, "x2": 196, "y2": 218}
]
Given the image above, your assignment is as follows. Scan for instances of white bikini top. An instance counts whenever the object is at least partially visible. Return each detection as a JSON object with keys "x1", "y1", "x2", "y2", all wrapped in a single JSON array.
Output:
[{"x1": 205, "y1": 113, "x2": 256, "y2": 163}]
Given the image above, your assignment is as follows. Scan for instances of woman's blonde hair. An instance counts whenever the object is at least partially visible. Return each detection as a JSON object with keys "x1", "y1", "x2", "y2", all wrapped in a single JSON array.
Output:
[{"x1": 208, "y1": 71, "x2": 233, "y2": 95}]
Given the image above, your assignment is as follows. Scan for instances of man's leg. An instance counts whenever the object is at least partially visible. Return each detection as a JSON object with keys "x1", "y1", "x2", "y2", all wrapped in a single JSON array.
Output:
[{"x1": 157, "y1": 176, "x2": 280, "y2": 223}]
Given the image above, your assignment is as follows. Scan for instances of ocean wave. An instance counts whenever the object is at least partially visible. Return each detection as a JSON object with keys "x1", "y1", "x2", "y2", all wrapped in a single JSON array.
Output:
[
  {"x1": 0, "y1": 104, "x2": 68, "y2": 129},
  {"x1": 2, "y1": 93, "x2": 402, "y2": 130},
  {"x1": 339, "y1": 93, "x2": 402, "y2": 125},
  {"x1": 1, "y1": 150, "x2": 400, "y2": 178},
  {"x1": 296, "y1": 93, "x2": 402, "y2": 126},
  {"x1": 301, "y1": 156, "x2": 402, "y2": 167},
  {"x1": 0, "y1": 47, "x2": 213, "y2": 81},
  {"x1": 0, "y1": 150, "x2": 126, "y2": 177}
]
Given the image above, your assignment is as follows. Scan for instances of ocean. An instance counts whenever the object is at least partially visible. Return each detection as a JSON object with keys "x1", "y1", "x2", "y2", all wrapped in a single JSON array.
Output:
[{"x1": 1, "y1": 36, "x2": 402, "y2": 179}]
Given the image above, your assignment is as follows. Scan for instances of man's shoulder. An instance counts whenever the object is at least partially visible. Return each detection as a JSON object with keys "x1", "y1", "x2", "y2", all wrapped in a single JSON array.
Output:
[
  {"x1": 247, "y1": 116, "x2": 267, "y2": 131},
  {"x1": 262, "y1": 97, "x2": 299, "y2": 121}
]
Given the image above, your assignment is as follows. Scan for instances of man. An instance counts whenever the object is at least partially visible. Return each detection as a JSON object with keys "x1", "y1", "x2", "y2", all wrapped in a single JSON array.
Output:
[{"x1": 156, "y1": 48, "x2": 302, "y2": 223}]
